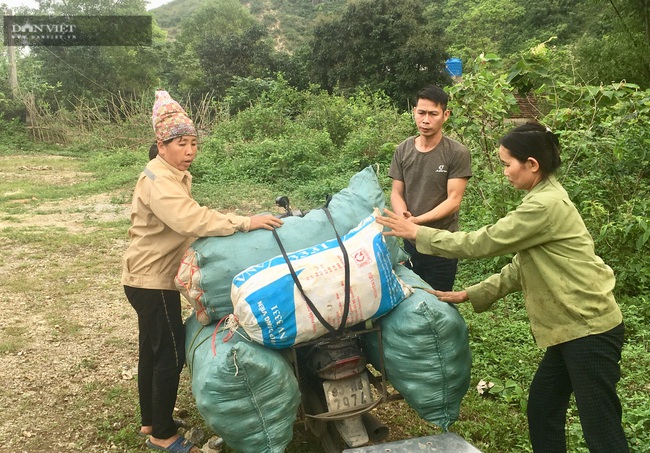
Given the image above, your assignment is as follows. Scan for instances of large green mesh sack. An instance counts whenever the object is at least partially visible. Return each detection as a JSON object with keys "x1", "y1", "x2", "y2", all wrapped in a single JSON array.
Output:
[
  {"x1": 176, "y1": 166, "x2": 406, "y2": 325},
  {"x1": 362, "y1": 264, "x2": 471, "y2": 430},
  {"x1": 185, "y1": 314, "x2": 301, "y2": 453}
]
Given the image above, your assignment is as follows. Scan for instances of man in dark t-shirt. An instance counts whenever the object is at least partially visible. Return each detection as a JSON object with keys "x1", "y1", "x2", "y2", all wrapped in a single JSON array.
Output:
[{"x1": 389, "y1": 85, "x2": 472, "y2": 291}]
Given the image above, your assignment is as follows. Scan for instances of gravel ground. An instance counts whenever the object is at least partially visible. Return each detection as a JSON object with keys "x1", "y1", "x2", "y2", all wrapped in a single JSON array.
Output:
[{"x1": 0, "y1": 158, "x2": 152, "y2": 452}]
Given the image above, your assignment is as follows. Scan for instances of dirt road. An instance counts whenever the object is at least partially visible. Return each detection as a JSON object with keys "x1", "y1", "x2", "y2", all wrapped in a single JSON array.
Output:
[{"x1": 0, "y1": 156, "x2": 153, "y2": 452}]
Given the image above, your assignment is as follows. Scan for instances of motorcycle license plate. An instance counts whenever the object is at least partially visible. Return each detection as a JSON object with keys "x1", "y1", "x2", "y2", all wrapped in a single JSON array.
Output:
[{"x1": 323, "y1": 374, "x2": 372, "y2": 412}]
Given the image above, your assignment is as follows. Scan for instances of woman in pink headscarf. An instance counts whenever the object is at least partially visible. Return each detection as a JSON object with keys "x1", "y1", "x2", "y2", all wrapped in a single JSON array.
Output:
[{"x1": 122, "y1": 91, "x2": 282, "y2": 453}]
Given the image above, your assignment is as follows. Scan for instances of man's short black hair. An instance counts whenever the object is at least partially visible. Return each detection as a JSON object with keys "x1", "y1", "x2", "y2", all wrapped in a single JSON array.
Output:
[{"x1": 415, "y1": 85, "x2": 449, "y2": 111}]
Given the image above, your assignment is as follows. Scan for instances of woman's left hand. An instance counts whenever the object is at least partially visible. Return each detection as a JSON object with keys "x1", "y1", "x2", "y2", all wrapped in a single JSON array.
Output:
[
  {"x1": 376, "y1": 208, "x2": 419, "y2": 241},
  {"x1": 249, "y1": 214, "x2": 284, "y2": 231}
]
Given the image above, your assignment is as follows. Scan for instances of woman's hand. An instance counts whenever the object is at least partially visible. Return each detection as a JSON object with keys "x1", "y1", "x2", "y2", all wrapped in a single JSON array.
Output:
[
  {"x1": 375, "y1": 208, "x2": 419, "y2": 241},
  {"x1": 249, "y1": 214, "x2": 284, "y2": 231},
  {"x1": 428, "y1": 289, "x2": 469, "y2": 304}
]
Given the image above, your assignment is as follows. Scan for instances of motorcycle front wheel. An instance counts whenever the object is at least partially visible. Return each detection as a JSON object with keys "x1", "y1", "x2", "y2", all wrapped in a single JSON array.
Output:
[{"x1": 302, "y1": 386, "x2": 347, "y2": 453}]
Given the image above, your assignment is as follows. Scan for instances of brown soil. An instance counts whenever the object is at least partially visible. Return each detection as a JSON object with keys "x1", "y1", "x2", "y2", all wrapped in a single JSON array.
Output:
[{"x1": 0, "y1": 156, "x2": 145, "y2": 452}]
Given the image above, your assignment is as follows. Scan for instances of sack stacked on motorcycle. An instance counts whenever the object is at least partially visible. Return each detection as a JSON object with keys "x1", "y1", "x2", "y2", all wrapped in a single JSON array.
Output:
[
  {"x1": 175, "y1": 166, "x2": 407, "y2": 325},
  {"x1": 231, "y1": 209, "x2": 413, "y2": 348},
  {"x1": 362, "y1": 264, "x2": 472, "y2": 431},
  {"x1": 177, "y1": 167, "x2": 408, "y2": 453},
  {"x1": 185, "y1": 313, "x2": 301, "y2": 453}
]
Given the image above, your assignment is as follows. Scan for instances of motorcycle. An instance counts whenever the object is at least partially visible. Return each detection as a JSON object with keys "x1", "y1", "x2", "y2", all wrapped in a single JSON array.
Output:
[
  {"x1": 274, "y1": 196, "x2": 397, "y2": 452},
  {"x1": 272, "y1": 196, "x2": 484, "y2": 453},
  {"x1": 289, "y1": 323, "x2": 400, "y2": 452}
]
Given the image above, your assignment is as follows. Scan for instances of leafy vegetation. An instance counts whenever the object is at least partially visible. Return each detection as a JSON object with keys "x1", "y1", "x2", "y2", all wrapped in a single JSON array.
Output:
[
  {"x1": 3, "y1": 0, "x2": 648, "y2": 116},
  {"x1": 1, "y1": 0, "x2": 648, "y2": 451},
  {"x1": 307, "y1": 0, "x2": 450, "y2": 106}
]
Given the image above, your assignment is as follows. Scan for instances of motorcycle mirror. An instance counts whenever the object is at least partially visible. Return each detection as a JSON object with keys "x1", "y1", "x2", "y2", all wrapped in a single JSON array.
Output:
[{"x1": 276, "y1": 196, "x2": 290, "y2": 210}]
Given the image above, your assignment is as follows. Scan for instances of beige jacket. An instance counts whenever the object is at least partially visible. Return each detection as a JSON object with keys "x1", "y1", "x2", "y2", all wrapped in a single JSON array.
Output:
[{"x1": 121, "y1": 156, "x2": 251, "y2": 290}]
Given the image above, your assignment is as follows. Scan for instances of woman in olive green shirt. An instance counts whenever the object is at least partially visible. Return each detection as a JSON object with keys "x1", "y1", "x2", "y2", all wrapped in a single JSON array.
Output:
[{"x1": 377, "y1": 122, "x2": 628, "y2": 453}]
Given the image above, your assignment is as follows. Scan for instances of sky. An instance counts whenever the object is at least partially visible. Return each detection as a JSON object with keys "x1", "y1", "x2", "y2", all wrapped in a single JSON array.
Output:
[{"x1": 2, "y1": 0, "x2": 174, "y2": 11}]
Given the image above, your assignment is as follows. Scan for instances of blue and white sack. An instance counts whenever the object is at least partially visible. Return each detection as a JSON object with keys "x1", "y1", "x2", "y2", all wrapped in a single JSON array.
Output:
[
  {"x1": 175, "y1": 166, "x2": 408, "y2": 326},
  {"x1": 231, "y1": 209, "x2": 412, "y2": 349}
]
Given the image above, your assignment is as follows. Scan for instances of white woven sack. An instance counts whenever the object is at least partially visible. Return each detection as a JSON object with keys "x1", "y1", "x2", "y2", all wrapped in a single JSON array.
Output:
[{"x1": 231, "y1": 209, "x2": 412, "y2": 349}]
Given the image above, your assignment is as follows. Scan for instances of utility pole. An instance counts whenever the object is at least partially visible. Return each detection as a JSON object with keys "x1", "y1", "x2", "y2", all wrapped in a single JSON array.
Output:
[{"x1": 6, "y1": 9, "x2": 19, "y2": 98}]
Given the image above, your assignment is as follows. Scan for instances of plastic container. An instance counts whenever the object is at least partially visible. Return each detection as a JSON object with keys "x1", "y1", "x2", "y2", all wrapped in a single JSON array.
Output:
[{"x1": 445, "y1": 58, "x2": 463, "y2": 77}]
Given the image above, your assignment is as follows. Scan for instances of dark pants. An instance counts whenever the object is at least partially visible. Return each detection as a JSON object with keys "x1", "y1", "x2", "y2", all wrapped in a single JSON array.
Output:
[
  {"x1": 527, "y1": 323, "x2": 628, "y2": 453},
  {"x1": 403, "y1": 240, "x2": 458, "y2": 291},
  {"x1": 124, "y1": 286, "x2": 186, "y2": 440}
]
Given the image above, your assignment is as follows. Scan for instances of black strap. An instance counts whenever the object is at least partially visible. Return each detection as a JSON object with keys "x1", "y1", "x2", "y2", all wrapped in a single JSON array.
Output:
[{"x1": 271, "y1": 207, "x2": 351, "y2": 335}]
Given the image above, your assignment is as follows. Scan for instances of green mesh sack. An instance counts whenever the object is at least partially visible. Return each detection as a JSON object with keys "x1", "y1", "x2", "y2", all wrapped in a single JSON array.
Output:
[
  {"x1": 176, "y1": 166, "x2": 407, "y2": 325},
  {"x1": 185, "y1": 314, "x2": 301, "y2": 453},
  {"x1": 363, "y1": 264, "x2": 471, "y2": 430}
]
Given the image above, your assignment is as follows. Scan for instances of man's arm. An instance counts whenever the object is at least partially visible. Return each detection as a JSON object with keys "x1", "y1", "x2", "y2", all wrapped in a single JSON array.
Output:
[
  {"x1": 412, "y1": 177, "x2": 468, "y2": 225},
  {"x1": 390, "y1": 179, "x2": 409, "y2": 217}
]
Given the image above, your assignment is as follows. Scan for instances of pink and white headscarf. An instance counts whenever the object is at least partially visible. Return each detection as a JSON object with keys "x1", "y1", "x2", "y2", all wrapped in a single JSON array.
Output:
[{"x1": 152, "y1": 90, "x2": 197, "y2": 142}]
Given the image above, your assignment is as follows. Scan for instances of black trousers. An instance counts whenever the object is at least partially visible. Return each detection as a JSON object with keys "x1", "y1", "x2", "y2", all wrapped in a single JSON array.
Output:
[
  {"x1": 124, "y1": 286, "x2": 186, "y2": 440},
  {"x1": 527, "y1": 323, "x2": 628, "y2": 453},
  {"x1": 403, "y1": 240, "x2": 458, "y2": 291}
]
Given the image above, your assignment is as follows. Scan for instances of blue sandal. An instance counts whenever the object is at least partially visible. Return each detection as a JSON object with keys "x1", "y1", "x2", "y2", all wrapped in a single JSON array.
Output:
[{"x1": 146, "y1": 435, "x2": 197, "y2": 453}]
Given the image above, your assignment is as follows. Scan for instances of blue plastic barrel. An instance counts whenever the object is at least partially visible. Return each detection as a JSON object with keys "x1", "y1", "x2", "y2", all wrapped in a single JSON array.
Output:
[{"x1": 445, "y1": 58, "x2": 462, "y2": 77}]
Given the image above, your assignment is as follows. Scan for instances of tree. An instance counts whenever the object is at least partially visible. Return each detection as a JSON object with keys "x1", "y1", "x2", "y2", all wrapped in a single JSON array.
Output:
[
  {"x1": 195, "y1": 23, "x2": 275, "y2": 98},
  {"x1": 571, "y1": 0, "x2": 650, "y2": 86},
  {"x1": 22, "y1": 0, "x2": 166, "y2": 107},
  {"x1": 425, "y1": 0, "x2": 525, "y2": 61},
  {"x1": 168, "y1": 0, "x2": 278, "y2": 99},
  {"x1": 426, "y1": 0, "x2": 648, "y2": 88},
  {"x1": 308, "y1": 0, "x2": 450, "y2": 107}
]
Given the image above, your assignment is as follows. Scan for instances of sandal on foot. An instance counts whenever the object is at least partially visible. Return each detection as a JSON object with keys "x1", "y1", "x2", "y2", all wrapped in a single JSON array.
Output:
[
  {"x1": 138, "y1": 418, "x2": 185, "y2": 438},
  {"x1": 146, "y1": 435, "x2": 196, "y2": 453}
]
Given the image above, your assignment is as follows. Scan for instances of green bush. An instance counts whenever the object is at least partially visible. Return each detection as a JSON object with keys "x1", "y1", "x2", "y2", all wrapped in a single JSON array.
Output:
[
  {"x1": 231, "y1": 127, "x2": 335, "y2": 186},
  {"x1": 0, "y1": 118, "x2": 30, "y2": 154},
  {"x1": 543, "y1": 83, "x2": 650, "y2": 296}
]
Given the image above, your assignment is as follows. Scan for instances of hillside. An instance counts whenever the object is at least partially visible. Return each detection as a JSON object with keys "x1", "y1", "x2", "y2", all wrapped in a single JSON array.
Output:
[{"x1": 151, "y1": 0, "x2": 348, "y2": 49}]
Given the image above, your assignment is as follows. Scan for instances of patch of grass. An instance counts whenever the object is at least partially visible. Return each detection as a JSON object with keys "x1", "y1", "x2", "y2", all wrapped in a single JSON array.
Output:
[
  {"x1": 0, "y1": 326, "x2": 28, "y2": 354},
  {"x1": 91, "y1": 382, "x2": 144, "y2": 451},
  {"x1": 0, "y1": 215, "x2": 22, "y2": 223},
  {"x1": 453, "y1": 392, "x2": 532, "y2": 452},
  {"x1": 80, "y1": 357, "x2": 99, "y2": 370},
  {"x1": 1, "y1": 201, "x2": 40, "y2": 215},
  {"x1": 103, "y1": 337, "x2": 131, "y2": 349},
  {"x1": 45, "y1": 315, "x2": 83, "y2": 338},
  {"x1": 619, "y1": 342, "x2": 650, "y2": 451},
  {"x1": 0, "y1": 150, "x2": 143, "y2": 205},
  {"x1": 83, "y1": 218, "x2": 131, "y2": 230}
]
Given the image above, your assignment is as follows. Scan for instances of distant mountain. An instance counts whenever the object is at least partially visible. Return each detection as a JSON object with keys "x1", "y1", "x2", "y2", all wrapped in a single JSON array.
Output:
[
  {"x1": 150, "y1": 0, "x2": 348, "y2": 50},
  {"x1": 149, "y1": 0, "x2": 200, "y2": 27},
  {"x1": 150, "y1": 0, "x2": 205, "y2": 39}
]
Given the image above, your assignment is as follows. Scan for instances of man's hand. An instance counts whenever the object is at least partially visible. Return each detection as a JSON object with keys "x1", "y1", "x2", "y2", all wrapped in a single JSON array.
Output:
[
  {"x1": 375, "y1": 208, "x2": 419, "y2": 241},
  {"x1": 249, "y1": 214, "x2": 284, "y2": 231},
  {"x1": 402, "y1": 210, "x2": 421, "y2": 224},
  {"x1": 428, "y1": 289, "x2": 469, "y2": 304}
]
